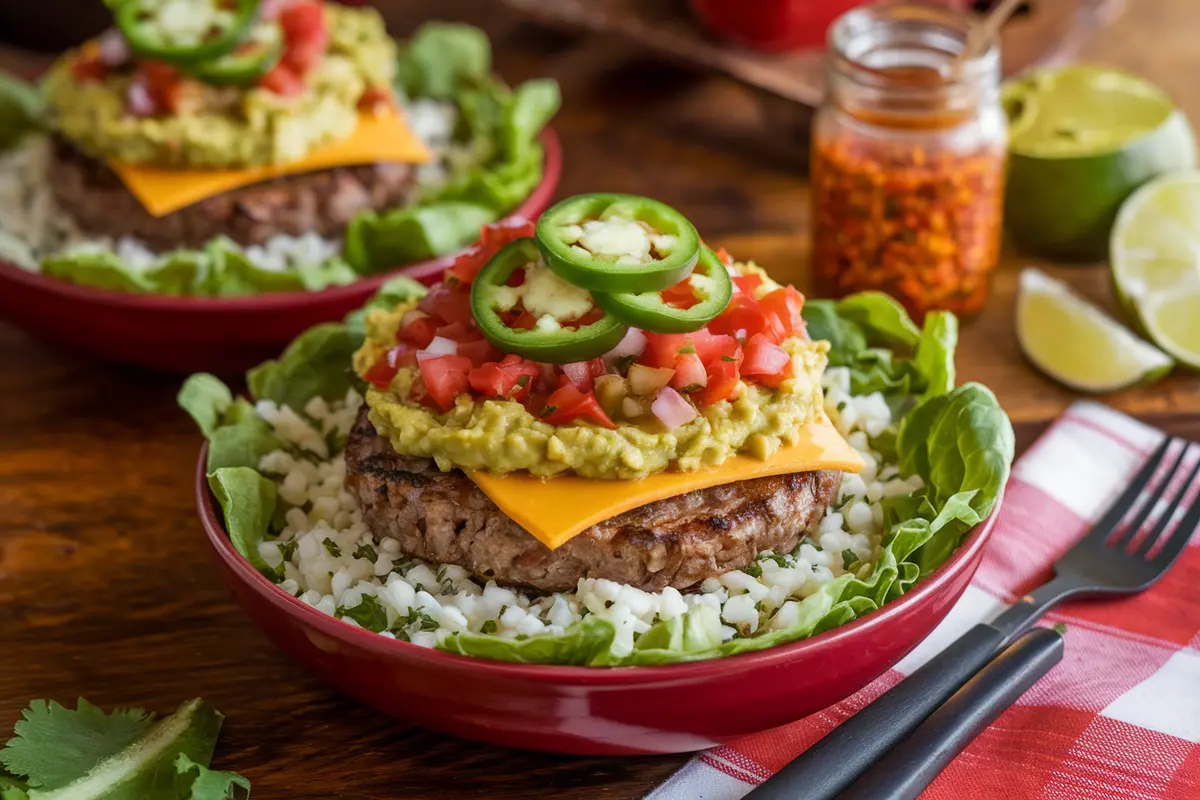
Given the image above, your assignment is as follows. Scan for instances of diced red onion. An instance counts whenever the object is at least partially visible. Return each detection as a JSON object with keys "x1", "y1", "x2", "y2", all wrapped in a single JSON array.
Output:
[
  {"x1": 97, "y1": 28, "x2": 131, "y2": 67},
  {"x1": 651, "y1": 387, "x2": 697, "y2": 431},
  {"x1": 125, "y1": 81, "x2": 156, "y2": 117},
  {"x1": 603, "y1": 327, "x2": 647, "y2": 366},
  {"x1": 416, "y1": 336, "x2": 458, "y2": 362},
  {"x1": 561, "y1": 361, "x2": 593, "y2": 393}
]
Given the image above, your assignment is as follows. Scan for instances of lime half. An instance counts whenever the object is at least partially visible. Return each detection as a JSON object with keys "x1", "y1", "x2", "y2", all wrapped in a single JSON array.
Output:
[
  {"x1": 1003, "y1": 66, "x2": 1196, "y2": 261},
  {"x1": 1017, "y1": 268, "x2": 1172, "y2": 392},
  {"x1": 1112, "y1": 171, "x2": 1200, "y2": 369}
]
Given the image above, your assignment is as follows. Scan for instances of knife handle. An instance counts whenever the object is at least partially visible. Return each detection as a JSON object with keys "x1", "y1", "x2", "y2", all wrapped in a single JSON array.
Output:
[
  {"x1": 838, "y1": 627, "x2": 1065, "y2": 800},
  {"x1": 745, "y1": 622, "x2": 1007, "y2": 800}
]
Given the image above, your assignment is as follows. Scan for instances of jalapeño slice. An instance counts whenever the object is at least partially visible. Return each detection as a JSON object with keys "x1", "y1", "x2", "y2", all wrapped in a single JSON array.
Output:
[
  {"x1": 189, "y1": 20, "x2": 282, "y2": 85},
  {"x1": 117, "y1": 0, "x2": 260, "y2": 65},
  {"x1": 534, "y1": 193, "x2": 701, "y2": 294},
  {"x1": 470, "y1": 238, "x2": 628, "y2": 364},
  {"x1": 594, "y1": 247, "x2": 733, "y2": 333}
]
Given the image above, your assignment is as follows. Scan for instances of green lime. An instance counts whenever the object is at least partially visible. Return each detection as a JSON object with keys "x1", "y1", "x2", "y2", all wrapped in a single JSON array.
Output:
[
  {"x1": 1017, "y1": 267, "x2": 1172, "y2": 392},
  {"x1": 1003, "y1": 65, "x2": 1196, "y2": 262},
  {"x1": 1111, "y1": 170, "x2": 1200, "y2": 369}
]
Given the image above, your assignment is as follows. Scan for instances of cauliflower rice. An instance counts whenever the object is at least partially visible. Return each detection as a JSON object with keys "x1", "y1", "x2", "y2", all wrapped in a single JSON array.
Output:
[
  {"x1": 0, "y1": 98, "x2": 458, "y2": 275},
  {"x1": 245, "y1": 366, "x2": 922, "y2": 658}
]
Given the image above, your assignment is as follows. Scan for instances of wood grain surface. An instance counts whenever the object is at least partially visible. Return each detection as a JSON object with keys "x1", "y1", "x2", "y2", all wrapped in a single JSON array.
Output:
[
  {"x1": 499, "y1": 0, "x2": 1124, "y2": 106},
  {"x1": 3, "y1": 1, "x2": 1200, "y2": 798}
]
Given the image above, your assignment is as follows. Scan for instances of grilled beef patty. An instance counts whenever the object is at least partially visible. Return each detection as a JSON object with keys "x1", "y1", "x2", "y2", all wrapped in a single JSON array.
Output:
[
  {"x1": 48, "y1": 139, "x2": 417, "y2": 249},
  {"x1": 344, "y1": 410, "x2": 841, "y2": 593}
]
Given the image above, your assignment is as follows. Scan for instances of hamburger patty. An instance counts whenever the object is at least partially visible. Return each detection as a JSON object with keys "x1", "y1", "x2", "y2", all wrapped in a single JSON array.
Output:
[
  {"x1": 48, "y1": 139, "x2": 418, "y2": 249},
  {"x1": 344, "y1": 410, "x2": 842, "y2": 593}
]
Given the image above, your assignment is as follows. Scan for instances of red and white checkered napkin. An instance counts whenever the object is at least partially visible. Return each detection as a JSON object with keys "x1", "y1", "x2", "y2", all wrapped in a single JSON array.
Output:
[{"x1": 649, "y1": 401, "x2": 1200, "y2": 800}]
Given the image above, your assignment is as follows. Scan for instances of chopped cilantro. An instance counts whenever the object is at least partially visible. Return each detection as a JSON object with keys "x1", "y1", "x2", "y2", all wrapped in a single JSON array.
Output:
[
  {"x1": 762, "y1": 553, "x2": 790, "y2": 568},
  {"x1": 680, "y1": 383, "x2": 703, "y2": 393},
  {"x1": 480, "y1": 620, "x2": 498, "y2": 634},
  {"x1": 391, "y1": 628, "x2": 411, "y2": 642},
  {"x1": 614, "y1": 354, "x2": 636, "y2": 372},
  {"x1": 0, "y1": 698, "x2": 249, "y2": 800},
  {"x1": 842, "y1": 549, "x2": 858, "y2": 571},
  {"x1": 174, "y1": 754, "x2": 251, "y2": 800},
  {"x1": 353, "y1": 543, "x2": 378, "y2": 562},
  {"x1": 279, "y1": 539, "x2": 298, "y2": 562},
  {"x1": 322, "y1": 539, "x2": 341, "y2": 558},
  {"x1": 541, "y1": 404, "x2": 558, "y2": 417},
  {"x1": 498, "y1": 604, "x2": 509, "y2": 617},
  {"x1": 678, "y1": 345, "x2": 696, "y2": 354},
  {"x1": 0, "y1": 700, "x2": 155, "y2": 790},
  {"x1": 337, "y1": 595, "x2": 389, "y2": 633},
  {"x1": 399, "y1": 608, "x2": 439, "y2": 632},
  {"x1": 440, "y1": 580, "x2": 457, "y2": 596},
  {"x1": 721, "y1": 355, "x2": 737, "y2": 362},
  {"x1": 1053, "y1": 622, "x2": 1067, "y2": 636},
  {"x1": 516, "y1": 375, "x2": 531, "y2": 388},
  {"x1": 743, "y1": 562, "x2": 763, "y2": 578}
]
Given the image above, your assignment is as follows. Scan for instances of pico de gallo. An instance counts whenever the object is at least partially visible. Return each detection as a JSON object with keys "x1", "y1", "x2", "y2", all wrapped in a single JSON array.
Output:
[{"x1": 362, "y1": 195, "x2": 810, "y2": 433}]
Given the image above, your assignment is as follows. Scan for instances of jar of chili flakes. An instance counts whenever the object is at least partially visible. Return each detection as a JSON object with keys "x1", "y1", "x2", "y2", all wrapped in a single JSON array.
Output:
[{"x1": 811, "y1": 1, "x2": 1008, "y2": 320}]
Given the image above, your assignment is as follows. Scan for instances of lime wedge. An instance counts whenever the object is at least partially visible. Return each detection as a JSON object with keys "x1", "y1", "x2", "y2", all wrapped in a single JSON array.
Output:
[
  {"x1": 1003, "y1": 66, "x2": 1196, "y2": 261},
  {"x1": 1112, "y1": 171, "x2": 1200, "y2": 369},
  {"x1": 36, "y1": 698, "x2": 223, "y2": 800},
  {"x1": 1017, "y1": 268, "x2": 1172, "y2": 392}
]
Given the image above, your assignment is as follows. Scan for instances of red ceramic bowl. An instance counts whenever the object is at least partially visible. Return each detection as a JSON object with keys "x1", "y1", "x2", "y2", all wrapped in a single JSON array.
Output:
[
  {"x1": 196, "y1": 445, "x2": 1003, "y2": 755},
  {"x1": 688, "y1": 0, "x2": 972, "y2": 52},
  {"x1": 0, "y1": 128, "x2": 561, "y2": 375}
]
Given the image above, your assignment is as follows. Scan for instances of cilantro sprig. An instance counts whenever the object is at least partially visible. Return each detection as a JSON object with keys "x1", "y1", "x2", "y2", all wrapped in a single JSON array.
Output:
[{"x1": 0, "y1": 698, "x2": 250, "y2": 800}]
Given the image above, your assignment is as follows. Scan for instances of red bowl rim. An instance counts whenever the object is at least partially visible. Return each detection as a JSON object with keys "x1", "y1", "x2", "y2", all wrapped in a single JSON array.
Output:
[
  {"x1": 195, "y1": 442, "x2": 1003, "y2": 683},
  {"x1": 0, "y1": 127, "x2": 562, "y2": 311}
]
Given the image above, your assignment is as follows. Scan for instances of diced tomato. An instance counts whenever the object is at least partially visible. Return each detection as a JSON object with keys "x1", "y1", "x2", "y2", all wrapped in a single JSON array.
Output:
[
  {"x1": 445, "y1": 244, "x2": 486, "y2": 285},
  {"x1": 732, "y1": 273, "x2": 763, "y2": 296},
  {"x1": 468, "y1": 354, "x2": 540, "y2": 400},
  {"x1": 418, "y1": 354, "x2": 472, "y2": 410},
  {"x1": 540, "y1": 385, "x2": 616, "y2": 429},
  {"x1": 364, "y1": 344, "x2": 417, "y2": 389},
  {"x1": 71, "y1": 55, "x2": 108, "y2": 82},
  {"x1": 758, "y1": 286, "x2": 806, "y2": 338},
  {"x1": 397, "y1": 310, "x2": 438, "y2": 348},
  {"x1": 357, "y1": 84, "x2": 393, "y2": 113},
  {"x1": 696, "y1": 357, "x2": 741, "y2": 406},
  {"x1": 505, "y1": 268, "x2": 527, "y2": 288},
  {"x1": 709, "y1": 294, "x2": 786, "y2": 344},
  {"x1": 480, "y1": 218, "x2": 536, "y2": 249},
  {"x1": 568, "y1": 307, "x2": 605, "y2": 329},
  {"x1": 639, "y1": 333, "x2": 694, "y2": 369},
  {"x1": 259, "y1": 63, "x2": 306, "y2": 96},
  {"x1": 691, "y1": 328, "x2": 739, "y2": 366},
  {"x1": 741, "y1": 334, "x2": 792, "y2": 388},
  {"x1": 661, "y1": 280, "x2": 700, "y2": 310},
  {"x1": 418, "y1": 282, "x2": 475, "y2": 330},
  {"x1": 259, "y1": 0, "x2": 298, "y2": 19},
  {"x1": 504, "y1": 309, "x2": 538, "y2": 330},
  {"x1": 279, "y1": 0, "x2": 328, "y2": 74},
  {"x1": 559, "y1": 362, "x2": 596, "y2": 393},
  {"x1": 434, "y1": 321, "x2": 479, "y2": 343},
  {"x1": 456, "y1": 339, "x2": 502, "y2": 368},
  {"x1": 714, "y1": 247, "x2": 733, "y2": 266},
  {"x1": 671, "y1": 353, "x2": 708, "y2": 392}
]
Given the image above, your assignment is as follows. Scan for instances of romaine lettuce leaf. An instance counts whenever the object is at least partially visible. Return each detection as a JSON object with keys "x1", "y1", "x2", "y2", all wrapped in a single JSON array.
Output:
[
  {"x1": 396, "y1": 22, "x2": 492, "y2": 101},
  {"x1": 208, "y1": 467, "x2": 277, "y2": 575},
  {"x1": 246, "y1": 323, "x2": 359, "y2": 410},
  {"x1": 341, "y1": 202, "x2": 497, "y2": 275},
  {"x1": 40, "y1": 251, "x2": 155, "y2": 293},
  {"x1": 0, "y1": 71, "x2": 42, "y2": 151},
  {"x1": 177, "y1": 374, "x2": 235, "y2": 439}
]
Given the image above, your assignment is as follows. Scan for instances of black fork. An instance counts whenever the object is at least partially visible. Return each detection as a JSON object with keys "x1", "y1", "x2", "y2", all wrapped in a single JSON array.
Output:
[{"x1": 747, "y1": 435, "x2": 1200, "y2": 800}]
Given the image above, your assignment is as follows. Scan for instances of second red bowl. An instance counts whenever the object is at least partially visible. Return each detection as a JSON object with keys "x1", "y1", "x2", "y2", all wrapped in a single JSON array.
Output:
[{"x1": 0, "y1": 128, "x2": 562, "y2": 375}]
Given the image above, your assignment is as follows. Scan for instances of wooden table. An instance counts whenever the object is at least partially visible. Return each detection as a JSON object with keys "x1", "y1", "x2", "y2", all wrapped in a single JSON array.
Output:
[{"x1": 3, "y1": 2, "x2": 1200, "y2": 797}]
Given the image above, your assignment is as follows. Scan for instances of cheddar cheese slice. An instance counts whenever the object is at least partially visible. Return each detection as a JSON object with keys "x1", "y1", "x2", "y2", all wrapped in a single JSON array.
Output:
[
  {"x1": 469, "y1": 419, "x2": 865, "y2": 551},
  {"x1": 109, "y1": 110, "x2": 433, "y2": 218}
]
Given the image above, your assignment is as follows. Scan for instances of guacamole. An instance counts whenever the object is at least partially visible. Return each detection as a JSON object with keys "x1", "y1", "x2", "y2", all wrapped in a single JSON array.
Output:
[
  {"x1": 42, "y1": 4, "x2": 397, "y2": 169},
  {"x1": 352, "y1": 263, "x2": 830, "y2": 480}
]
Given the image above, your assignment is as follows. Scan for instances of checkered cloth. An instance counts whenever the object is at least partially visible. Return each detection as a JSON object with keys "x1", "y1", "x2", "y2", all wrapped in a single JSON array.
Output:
[{"x1": 648, "y1": 401, "x2": 1200, "y2": 800}]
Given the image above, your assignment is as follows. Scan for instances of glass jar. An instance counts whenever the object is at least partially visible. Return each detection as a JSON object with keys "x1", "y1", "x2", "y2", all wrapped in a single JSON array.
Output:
[{"x1": 810, "y1": 1, "x2": 1008, "y2": 320}]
